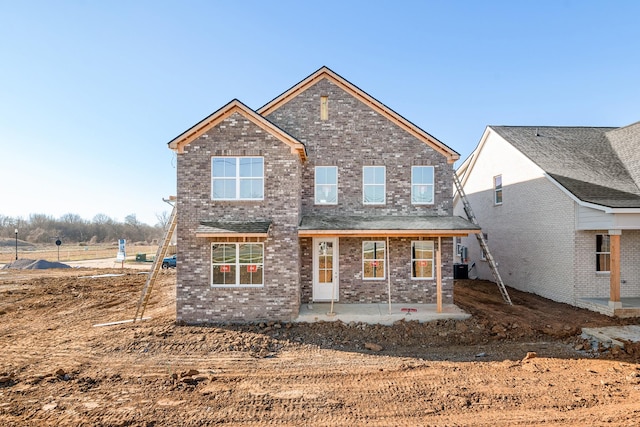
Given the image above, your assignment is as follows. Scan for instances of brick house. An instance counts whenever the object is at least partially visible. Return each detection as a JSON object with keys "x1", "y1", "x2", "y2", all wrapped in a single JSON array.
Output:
[
  {"x1": 454, "y1": 123, "x2": 640, "y2": 317},
  {"x1": 168, "y1": 67, "x2": 479, "y2": 323}
]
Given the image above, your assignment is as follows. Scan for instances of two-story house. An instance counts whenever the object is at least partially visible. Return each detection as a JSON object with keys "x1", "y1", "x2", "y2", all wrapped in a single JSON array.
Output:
[
  {"x1": 167, "y1": 67, "x2": 479, "y2": 323},
  {"x1": 454, "y1": 123, "x2": 640, "y2": 317}
]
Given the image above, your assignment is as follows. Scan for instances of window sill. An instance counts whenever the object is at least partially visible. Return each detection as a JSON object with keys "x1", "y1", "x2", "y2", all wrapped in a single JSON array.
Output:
[
  {"x1": 210, "y1": 285, "x2": 264, "y2": 288},
  {"x1": 595, "y1": 272, "x2": 611, "y2": 276}
]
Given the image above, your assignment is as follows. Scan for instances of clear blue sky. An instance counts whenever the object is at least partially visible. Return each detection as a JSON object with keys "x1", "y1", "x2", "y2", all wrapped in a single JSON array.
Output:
[{"x1": 1, "y1": 0, "x2": 639, "y2": 226}]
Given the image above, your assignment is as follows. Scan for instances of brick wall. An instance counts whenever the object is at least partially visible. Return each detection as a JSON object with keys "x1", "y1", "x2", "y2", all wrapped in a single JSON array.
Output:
[{"x1": 176, "y1": 112, "x2": 302, "y2": 323}]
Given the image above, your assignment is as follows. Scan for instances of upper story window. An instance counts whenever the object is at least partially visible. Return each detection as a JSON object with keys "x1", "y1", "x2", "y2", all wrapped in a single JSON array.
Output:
[
  {"x1": 411, "y1": 166, "x2": 434, "y2": 204},
  {"x1": 363, "y1": 241, "x2": 385, "y2": 280},
  {"x1": 363, "y1": 166, "x2": 386, "y2": 204},
  {"x1": 212, "y1": 157, "x2": 264, "y2": 200},
  {"x1": 315, "y1": 166, "x2": 338, "y2": 205},
  {"x1": 494, "y1": 175, "x2": 503, "y2": 205},
  {"x1": 596, "y1": 234, "x2": 610, "y2": 272}
]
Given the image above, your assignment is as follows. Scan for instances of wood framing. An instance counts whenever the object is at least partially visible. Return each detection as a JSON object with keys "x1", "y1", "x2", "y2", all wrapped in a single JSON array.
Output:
[{"x1": 610, "y1": 232, "x2": 621, "y2": 303}]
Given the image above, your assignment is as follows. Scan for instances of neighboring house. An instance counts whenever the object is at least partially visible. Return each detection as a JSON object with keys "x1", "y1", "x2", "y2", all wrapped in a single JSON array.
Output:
[
  {"x1": 167, "y1": 66, "x2": 479, "y2": 323},
  {"x1": 454, "y1": 122, "x2": 640, "y2": 317}
]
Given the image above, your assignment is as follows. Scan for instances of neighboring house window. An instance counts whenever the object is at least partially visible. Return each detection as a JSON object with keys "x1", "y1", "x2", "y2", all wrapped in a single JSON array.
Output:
[
  {"x1": 596, "y1": 234, "x2": 610, "y2": 272},
  {"x1": 211, "y1": 243, "x2": 264, "y2": 286},
  {"x1": 411, "y1": 241, "x2": 434, "y2": 279},
  {"x1": 411, "y1": 166, "x2": 434, "y2": 204},
  {"x1": 363, "y1": 241, "x2": 385, "y2": 280},
  {"x1": 212, "y1": 157, "x2": 264, "y2": 200},
  {"x1": 494, "y1": 175, "x2": 503, "y2": 205},
  {"x1": 315, "y1": 166, "x2": 338, "y2": 204},
  {"x1": 363, "y1": 166, "x2": 386, "y2": 204}
]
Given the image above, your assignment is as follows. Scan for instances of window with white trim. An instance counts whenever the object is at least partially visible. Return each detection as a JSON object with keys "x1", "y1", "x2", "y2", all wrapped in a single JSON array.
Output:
[
  {"x1": 212, "y1": 157, "x2": 264, "y2": 200},
  {"x1": 494, "y1": 175, "x2": 503, "y2": 205},
  {"x1": 411, "y1": 166, "x2": 434, "y2": 204},
  {"x1": 363, "y1": 241, "x2": 385, "y2": 280},
  {"x1": 315, "y1": 166, "x2": 338, "y2": 204},
  {"x1": 596, "y1": 234, "x2": 610, "y2": 272},
  {"x1": 363, "y1": 166, "x2": 385, "y2": 204},
  {"x1": 211, "y1": 243, "x2": 264, "y2": 286},
  {"x1": 411, "y1": 241, "x2": 434, "y2": 279}
]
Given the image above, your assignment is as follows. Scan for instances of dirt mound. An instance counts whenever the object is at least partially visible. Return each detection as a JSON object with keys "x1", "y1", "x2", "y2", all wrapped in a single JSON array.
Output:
[{"x1": 2, "y1": 259, "x2": 70, "y2": 270}]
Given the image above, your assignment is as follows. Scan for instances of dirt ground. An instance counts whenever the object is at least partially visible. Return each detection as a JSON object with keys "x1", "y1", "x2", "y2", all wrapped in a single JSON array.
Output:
[{"x1": 1, "y1": 268, "x2": 640, "y2": 426}]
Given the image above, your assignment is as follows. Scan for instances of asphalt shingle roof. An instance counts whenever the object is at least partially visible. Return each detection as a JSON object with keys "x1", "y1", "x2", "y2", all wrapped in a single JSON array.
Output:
[
  {"x1": 299, "y1": 215, "x2": 479, "y2": 231},
  {"x1": 197, "y1": 220, "x2": 272, "y2": 235},
  {"x1": 490, "y1": 126, "x2": 640, "y2": 208}
]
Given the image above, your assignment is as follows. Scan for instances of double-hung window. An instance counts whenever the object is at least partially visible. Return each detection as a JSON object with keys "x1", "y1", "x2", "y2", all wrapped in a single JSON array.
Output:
[
  {"x1": 411, "y1": 166, "x2": 434, "y2": 204},
  {"x1": 596, "y1": 234, "x2": 610, "y2": 272},
  {"x1": 363, "y1": 166, "x2": 385, "y2": 204},
  {"x1": 494, "y1": 175, "x2": 503, "y2": 205},
  {"x1": 315, "y1": 166, "x2": 338, "y2": 205},
  {"x1": 363, "y1": 241, "x2": 385, "y2": 280},
  {"x1": 411, "y1": 241, "x2": 434, "y2": 279},
  {"x1": 212, "y1": 157, "x2": 264, "y2": 200},
  {"x1": 212, "y1": 243, "x2": 264, "y2": 286}
]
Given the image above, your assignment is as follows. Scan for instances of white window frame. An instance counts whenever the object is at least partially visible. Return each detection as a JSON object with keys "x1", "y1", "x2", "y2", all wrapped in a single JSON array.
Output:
[
  {"x1": 494, "y1": 175, "x2": 503, "y2": 205},
  {"x1": 212, "y1": 157, "x2": 264, "y2": 201},
  {"x1": 211, "y1": 242, "x2": 264, "y2": 287},
  {"x1": 362, "y1": 166, "x2": 386, "y2": 205},
  {"x1": 315, "y1": 166, "x2": 338, "y2": 205},
  {"x1": 362, "y1": 241, "x2": 386, "y2": 280},
  {"x1": 411, "y1": 240, "x2": 434, "y2": 280},
  {"x1": 596, "y1": 234, "x2": 610, "y2": 273},
  {"x1": 411, "y1": 166, "x2": 434, "y2": 205}
]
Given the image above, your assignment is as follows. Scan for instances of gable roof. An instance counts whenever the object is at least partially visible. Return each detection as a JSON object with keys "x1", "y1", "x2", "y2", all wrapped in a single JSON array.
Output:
[
  {"x1": 257, "y1": 66, "x2": 460, "y2": 164},
  {"x1": 167, "y1": 99, "x2": 307, "y2": 160},
  {"x1": 482, "y1": 126, "x2": 640, "y2": 209}
]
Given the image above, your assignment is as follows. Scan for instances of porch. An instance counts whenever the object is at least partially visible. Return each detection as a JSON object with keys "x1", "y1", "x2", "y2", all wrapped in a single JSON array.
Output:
[
  {"x1": 295, "y1": 302, "x2": 470, "y2": 325},
  {"x1": 577, "y1": 297, "x2": 640, "y2": 318}
]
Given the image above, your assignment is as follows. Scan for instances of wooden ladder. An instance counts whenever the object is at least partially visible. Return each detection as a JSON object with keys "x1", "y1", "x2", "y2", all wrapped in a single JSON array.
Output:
[
  {"x1": 133, "y1": 204, "x2": 177, "y2": 322},
  {"x1": 453, "y1": 173, "x2": 512, "y2": 305}
]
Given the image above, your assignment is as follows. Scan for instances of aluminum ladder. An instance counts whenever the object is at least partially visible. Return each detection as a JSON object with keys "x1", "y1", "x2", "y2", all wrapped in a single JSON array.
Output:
[
  {"x1": 133, "y1": 204, "x2": 177, "y2": 322},
  {"x1": 453, "y1": 173, "x2": 512, "y2": 305}
]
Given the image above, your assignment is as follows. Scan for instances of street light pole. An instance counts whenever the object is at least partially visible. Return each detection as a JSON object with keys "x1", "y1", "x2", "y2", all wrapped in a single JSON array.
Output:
[{"x1": 14, "y1": 228, "x2": 18, "y2": 260}]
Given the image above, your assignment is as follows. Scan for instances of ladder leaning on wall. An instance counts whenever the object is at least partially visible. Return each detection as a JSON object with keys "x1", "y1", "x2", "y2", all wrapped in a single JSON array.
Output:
[
  {"x1": 133, "y1": 203, "x2": 178, "y2": 322},
  {"x1": 453, "y1": 173, "x2": 512, "y2": 305}
]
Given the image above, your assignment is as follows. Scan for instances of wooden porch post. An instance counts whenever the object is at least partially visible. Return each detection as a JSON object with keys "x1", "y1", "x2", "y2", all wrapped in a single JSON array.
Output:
[
  {"x1": 436, "y1": 236, "x2": 442, "y2": 313},
  {"x1": 609, "y1": 230, "x2": 621, "y2": 307}
]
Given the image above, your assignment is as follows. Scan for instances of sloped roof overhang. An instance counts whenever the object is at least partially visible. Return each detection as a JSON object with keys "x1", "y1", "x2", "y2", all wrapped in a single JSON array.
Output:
[
  {"x1": 167, "y1": 99, "x2": 306, "y2": 160},
  {"x1": 298, "y1": 215, "x2": 480, "y2": 237},
  {"x1": 258, "y1": 66, "x2": 459, "y2": 164},
  {"x1": 195, "y1": 220, "x2": 272, "y2": 238}
]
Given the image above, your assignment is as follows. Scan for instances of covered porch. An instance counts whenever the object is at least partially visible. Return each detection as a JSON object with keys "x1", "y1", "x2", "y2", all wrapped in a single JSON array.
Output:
[
  {"x1": 576, "y1": 297, "x2": 640, "y2": 318},
  {"x1": 298, "y1": 214, "x2": 480, "y2": 313}
]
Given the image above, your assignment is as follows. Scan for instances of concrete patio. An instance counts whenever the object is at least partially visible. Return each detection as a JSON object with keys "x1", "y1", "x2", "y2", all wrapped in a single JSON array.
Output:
[
  {"x1": 577, "y1": 297, "x2": 640, "y2": 318},
  {"x1": 295, "y1": 303, "x2": 470, "y2": 325}
]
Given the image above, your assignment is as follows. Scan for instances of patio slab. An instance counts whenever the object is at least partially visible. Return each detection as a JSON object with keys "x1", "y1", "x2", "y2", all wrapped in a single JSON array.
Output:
[
  {"x1": 295, "y1": 303, "x2": 470, "y2": 325},
  {"x1": 581, "y1": 325, "x2": 640, "y2": 349}
]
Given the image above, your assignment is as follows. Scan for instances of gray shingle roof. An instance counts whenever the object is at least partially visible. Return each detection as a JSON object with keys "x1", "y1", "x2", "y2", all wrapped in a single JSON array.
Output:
[
  {"x1": 197, "y1": 220, "x2": 272, "y2": 235},
  {"x1": 299, "y1": 215, "x2": 479, "y2": 232},
  {"x1": 490, "y1": 126, "x2": 640, "y2": 208}
]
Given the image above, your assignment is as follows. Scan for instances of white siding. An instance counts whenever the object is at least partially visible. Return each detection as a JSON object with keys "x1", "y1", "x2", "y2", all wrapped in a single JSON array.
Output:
[
  {"x1": 455, "y1": 129, "x2": 577, "y2": 304},
  {"x1": 576, "y1": 206, "x2": 613, "y2": 230}
]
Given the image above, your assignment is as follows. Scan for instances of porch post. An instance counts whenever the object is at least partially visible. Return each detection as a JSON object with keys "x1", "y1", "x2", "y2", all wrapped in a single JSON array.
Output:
[
  {"x1": 436, "y1": 236, "x2": 442, "y2": 313},
  {"x1": 609, "y1": 230, "x2": 621, "y2": 308}
]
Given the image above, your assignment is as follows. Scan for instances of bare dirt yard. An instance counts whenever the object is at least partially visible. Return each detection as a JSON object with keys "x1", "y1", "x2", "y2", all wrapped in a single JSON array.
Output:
[{"x1": 1, "y1": 268, "x2": 640, "y2": 426}]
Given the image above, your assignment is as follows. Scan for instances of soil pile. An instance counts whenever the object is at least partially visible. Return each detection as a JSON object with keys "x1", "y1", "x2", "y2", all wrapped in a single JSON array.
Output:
[
  {"x1": 0, "y1": 269, "x2": 639, "y2": 425},
  {"x1": 2, "y1": 258, "x2": 70, "y2": 270}
]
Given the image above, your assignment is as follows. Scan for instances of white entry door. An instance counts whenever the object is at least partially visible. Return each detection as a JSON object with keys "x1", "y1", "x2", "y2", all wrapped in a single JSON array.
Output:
[{"x1": 312, "y1": 238, "x2": 339, "y2": 301}]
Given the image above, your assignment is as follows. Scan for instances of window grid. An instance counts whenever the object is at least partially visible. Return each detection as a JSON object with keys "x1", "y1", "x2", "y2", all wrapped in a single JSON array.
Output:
[
  {"x1": 411, "y1": 166, "x2": 434, "y2": 205},
  {"x1": 411, "y1": 241, "x2": 434, "y2": 279},
  {"x1": 212, "y1": 243, "x2": 264, "y2": 287},
  {"x1": 362, "y1": 241, "x2": 385, "y2": 280},
  {"x1": 212, "y1": 157, "x2": 264, "y2": 201},
  {"x1": 596, "y1": 234, "x2": 610, "y2": 272},
  {"x1": 363, "y1": 166, "x2": 386, "y2": 205},
  {"x1": 494, "y1": 175, "x2": 503, "y2": 205},
  {"x1": 315, "y1": 166, "x2": 338, "y2": 205}
]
